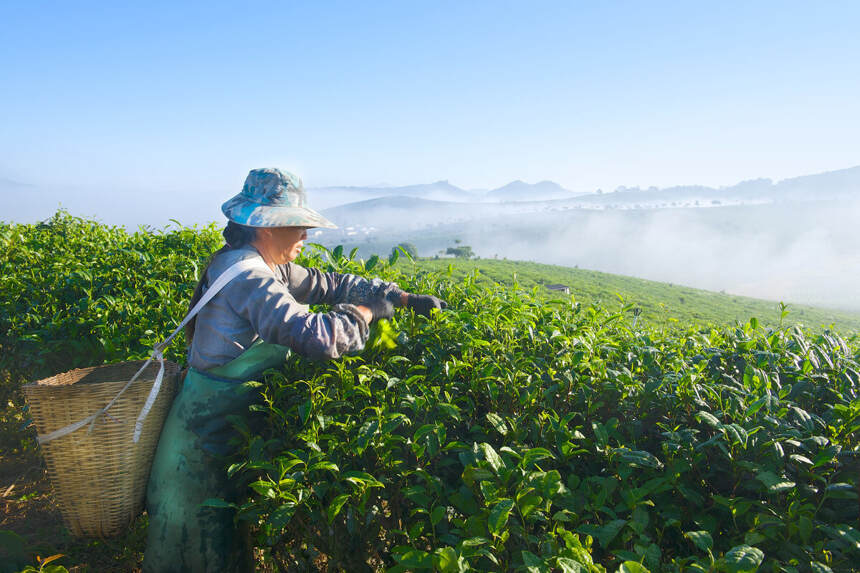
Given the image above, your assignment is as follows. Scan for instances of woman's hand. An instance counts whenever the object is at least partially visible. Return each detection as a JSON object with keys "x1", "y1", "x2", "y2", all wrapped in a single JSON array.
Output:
[
  {"x1": 357, "y1": 298, "x2": 395, "y2": 323},
  {"x1": 404, "y1": 293, "x2": 447, "y2": 317},
  {"x1": 359, "y1": 293, "x2": 446, "y2": 322}
]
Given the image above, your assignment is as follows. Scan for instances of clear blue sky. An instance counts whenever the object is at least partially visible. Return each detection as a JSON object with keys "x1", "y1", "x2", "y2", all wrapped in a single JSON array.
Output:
[{"x1": 2, "y1": 0, "x2": 859, "y2": 198}]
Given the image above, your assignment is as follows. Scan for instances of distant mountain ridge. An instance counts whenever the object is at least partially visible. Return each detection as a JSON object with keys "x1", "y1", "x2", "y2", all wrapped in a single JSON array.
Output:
[
  {"x1": 608, "y1": 165, "x2": 860, "y2": 200},
  {"x1": 775, "y1": 165, "x2": 860, "y2": 198},
  {"x1": 486, "y1": 180, "x2": 578, "y2": 201},
  {"x1": 315, "y1": 164, "x2": 860, "y2": 242},
  {"x1": 309, "y1": 178, "x2": 580, "y2": 208},
  {"x1": 3, "y1": 164, "x2": 859, "y2": 227},
  {"x1": 314, "y1": 164, "x2": 860, "y2": 211},
  {"x1": 309, "y1": 180, "x2": 470, "y2": 208}
]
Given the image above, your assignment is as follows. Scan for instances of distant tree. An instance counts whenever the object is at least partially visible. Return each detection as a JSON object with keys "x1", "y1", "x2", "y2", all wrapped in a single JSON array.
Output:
[
  {"x1": 391, "y1": 242, "x2": 418, "y2": 260},
  {"x1": 446, "y1": 245, "x2": 474, "y2": 259}
]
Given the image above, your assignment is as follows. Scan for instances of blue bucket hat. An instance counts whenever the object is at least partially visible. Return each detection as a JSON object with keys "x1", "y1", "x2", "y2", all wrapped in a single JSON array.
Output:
[{"x1": 221, "y1": 168, "x2": 337, "y2": 229}]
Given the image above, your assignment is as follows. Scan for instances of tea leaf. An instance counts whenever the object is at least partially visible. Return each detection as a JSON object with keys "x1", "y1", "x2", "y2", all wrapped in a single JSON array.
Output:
[
  {"x1": 488, "y1": 499, "x2": 515, "y2": 536},
  {"x1": 723, "y1": 545, "x2": 765, "y2": 573},
  {"x1": 684, "y1": 530, "x2": 713, "y2": 552}
]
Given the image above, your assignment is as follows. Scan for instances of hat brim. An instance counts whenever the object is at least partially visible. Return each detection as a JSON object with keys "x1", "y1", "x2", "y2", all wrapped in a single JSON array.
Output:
[{"x1": 221, "y1": 195, "x2": 338, "y2": 229}]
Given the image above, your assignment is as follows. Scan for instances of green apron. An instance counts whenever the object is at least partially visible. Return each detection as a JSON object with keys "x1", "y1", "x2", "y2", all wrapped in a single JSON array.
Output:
[{"x1": 143, "y1": 340, "x2": 289, "y2": 573}]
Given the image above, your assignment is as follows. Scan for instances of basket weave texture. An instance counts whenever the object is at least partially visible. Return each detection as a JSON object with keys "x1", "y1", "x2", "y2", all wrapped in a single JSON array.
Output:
[{"x1": 22, "y1": 360, "x2": 181, "y2": 537}]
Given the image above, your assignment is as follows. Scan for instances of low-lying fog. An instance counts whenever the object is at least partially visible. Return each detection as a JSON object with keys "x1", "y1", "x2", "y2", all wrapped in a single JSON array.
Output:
[
  {"x1": 322, "y1": 199, "x2": 860, "y2": 311},
  {"x1": 506, "y1": 201, "x2": 859, "y2": 310}
]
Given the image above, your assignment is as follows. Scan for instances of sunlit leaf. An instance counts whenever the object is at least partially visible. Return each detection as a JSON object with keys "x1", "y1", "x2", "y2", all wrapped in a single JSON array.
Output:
[{"x1": 723, "y1": 545, "x2": 764, "y2": 573}]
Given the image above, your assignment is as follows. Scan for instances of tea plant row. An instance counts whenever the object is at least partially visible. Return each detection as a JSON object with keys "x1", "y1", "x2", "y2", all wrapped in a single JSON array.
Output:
[
  {"x1": 1, "y1": 212, "x2": 858, "y2": 572},
  {"x1": 224, "y1": 245, "x2": 860, "y2": 572}
]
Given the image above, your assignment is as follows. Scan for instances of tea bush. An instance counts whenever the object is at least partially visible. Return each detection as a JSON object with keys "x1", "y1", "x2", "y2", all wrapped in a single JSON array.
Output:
[
  {"x1": 0, "y1": 211, "x2": 221, "y2": 454},
  {"x1": 2, "y1": 213, "x2": 859, "y2": 571},
  {"x1": 228, "y1": 248, "x2": 860, "y2": 572},
  {"x1": 401, "y1": 259, "x2": 860, "y2": 332}
]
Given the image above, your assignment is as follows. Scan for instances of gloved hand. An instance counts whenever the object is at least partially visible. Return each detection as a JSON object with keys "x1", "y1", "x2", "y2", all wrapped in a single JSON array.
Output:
[
  {"x1": 366, "y1": 297, "x2": 395, "y2": 323},
  {"x1": 405, "y1": 294, "x2": 447, "y2": 317}
]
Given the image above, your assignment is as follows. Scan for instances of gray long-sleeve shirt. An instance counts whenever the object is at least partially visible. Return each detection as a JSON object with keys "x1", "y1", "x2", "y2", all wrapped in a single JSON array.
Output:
[{"x1": 187, "y1": 246, "x2": 404, "y2": 371}]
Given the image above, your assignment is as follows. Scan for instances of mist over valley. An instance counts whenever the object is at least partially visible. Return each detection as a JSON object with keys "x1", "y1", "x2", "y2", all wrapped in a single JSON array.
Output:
[{"x1": 313, "y1": 166, "x2": 860, "y2": 311}]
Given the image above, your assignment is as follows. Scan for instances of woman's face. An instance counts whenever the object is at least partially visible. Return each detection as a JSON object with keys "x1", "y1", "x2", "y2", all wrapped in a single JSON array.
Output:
[{"x1": 259, "y1": 226, "x2": 310, "y2": 265}]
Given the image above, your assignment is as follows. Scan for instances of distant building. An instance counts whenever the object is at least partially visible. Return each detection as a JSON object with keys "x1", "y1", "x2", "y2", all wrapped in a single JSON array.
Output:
[{"x1": 545, "y1": 284, "x2": 570, "y2": 295}]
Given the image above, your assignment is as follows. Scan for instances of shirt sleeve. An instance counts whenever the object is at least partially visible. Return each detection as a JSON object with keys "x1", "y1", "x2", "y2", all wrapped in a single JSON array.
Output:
[
  {"x1": 282, "y1": 262, "x2": 406, "y2": 306},
  {"x1": 225, "y1": 266, "x2": 371, "y2": 360}
]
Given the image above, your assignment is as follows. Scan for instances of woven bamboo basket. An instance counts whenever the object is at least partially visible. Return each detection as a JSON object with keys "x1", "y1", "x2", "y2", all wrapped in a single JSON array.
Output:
[{"x1": 22, "y1": 360, "x2": 181, "y2": 537}]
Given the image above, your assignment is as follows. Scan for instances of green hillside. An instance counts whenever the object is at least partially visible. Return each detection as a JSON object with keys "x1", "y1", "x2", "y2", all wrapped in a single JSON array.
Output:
[
  {"x1": 3, "y1": 214, "x2": 860, "y2": 571},
  {"x1": 398, "y1": 257, "x2": 860, "y2": 333}
]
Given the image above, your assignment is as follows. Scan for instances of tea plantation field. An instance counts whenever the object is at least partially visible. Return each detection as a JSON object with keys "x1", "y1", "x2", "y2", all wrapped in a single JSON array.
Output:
[
  {"x1": 1, "y1": 212, "x2": 859, "y2": 572},
  {"x1": 397, "y1": 259, "x2": 860, "y2": 333}
]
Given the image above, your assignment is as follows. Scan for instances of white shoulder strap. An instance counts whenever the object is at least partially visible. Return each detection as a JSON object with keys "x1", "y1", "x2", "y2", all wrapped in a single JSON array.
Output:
[{"x1": 37, "y1": 256, "x2": 271, "y2": 445}]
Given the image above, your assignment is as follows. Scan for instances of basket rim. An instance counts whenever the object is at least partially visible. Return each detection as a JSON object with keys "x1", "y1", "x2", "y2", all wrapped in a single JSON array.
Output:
[{"x1": 23, "y1": 359, "x2": 183, "y2": 390}]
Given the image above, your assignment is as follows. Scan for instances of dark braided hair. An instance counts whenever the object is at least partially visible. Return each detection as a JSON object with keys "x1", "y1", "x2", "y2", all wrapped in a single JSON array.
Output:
[
  {"x1": 184, "y1": 222, "x2": 259, "y2": 344},
  {"x1": 222, "y1": 221, "x2": 258, "y2": 249}
]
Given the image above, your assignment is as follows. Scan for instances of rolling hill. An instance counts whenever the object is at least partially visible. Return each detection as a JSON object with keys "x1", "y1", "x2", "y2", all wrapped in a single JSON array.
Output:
[{"x1": 395, "y1": 257, "x2": 860, "y2": 333}]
